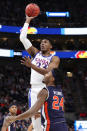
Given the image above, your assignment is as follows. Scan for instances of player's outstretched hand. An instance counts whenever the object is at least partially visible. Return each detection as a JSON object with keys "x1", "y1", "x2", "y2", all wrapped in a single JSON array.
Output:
[
  {"x1": 21, "y1": 56, "x2": 31, "y2": 68},
  {"x1": 6, "y1": 116, "x2": 16, "y2": 123},
  {"x1": 25, "y1": 15, "x2": 35, "y2": 23}
]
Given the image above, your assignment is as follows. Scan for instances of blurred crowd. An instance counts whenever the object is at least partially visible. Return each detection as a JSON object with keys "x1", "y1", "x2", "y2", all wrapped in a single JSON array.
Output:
[{"x1": 0, "y1": 0, "x2": 87, "y2": 27}]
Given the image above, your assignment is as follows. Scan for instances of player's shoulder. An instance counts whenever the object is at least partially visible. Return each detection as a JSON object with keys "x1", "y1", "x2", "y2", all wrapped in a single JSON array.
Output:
[
  {"x1": 52, "y1": 55, "x2": 60, "y2": 59},
  {"x1": 51, "y1": 55, "x2": 60, "y2": 62},
  {"x1": 4, "y1": 113, "x2": 11, "y2": 118},
  {"x1": 40, "y1": 88, "x2": 48, "y2": 96},
  {"x1": 37, "y1": 88, "x2": 48, "y2": 99}
]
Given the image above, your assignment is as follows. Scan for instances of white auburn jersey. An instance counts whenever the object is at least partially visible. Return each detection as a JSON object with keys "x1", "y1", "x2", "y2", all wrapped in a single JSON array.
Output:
[{"x1": 30, "y1": 51, "x2": 54, "y2": 85}]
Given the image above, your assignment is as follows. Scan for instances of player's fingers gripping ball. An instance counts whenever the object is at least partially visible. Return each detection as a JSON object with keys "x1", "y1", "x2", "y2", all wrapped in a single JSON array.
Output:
[{"x1": 25, "y1": 3, "x2": 40, "y2": 17}]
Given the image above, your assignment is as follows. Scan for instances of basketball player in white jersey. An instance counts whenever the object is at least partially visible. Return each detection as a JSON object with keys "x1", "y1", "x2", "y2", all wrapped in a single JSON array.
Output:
[{"x1": 20, "y1": 15, "x2": 60, "y2": 131}]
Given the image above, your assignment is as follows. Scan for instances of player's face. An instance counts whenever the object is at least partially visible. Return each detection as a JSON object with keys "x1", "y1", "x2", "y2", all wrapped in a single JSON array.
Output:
[
  {"x1": 43, "y1": 71, "x2": 54, "y2": 84},
  {"x1": 9, "y1": 105, "x2": 17, "y2": 115},
  {"x1": 40, "y1": 39, "x2": 52, "y2": 52}
]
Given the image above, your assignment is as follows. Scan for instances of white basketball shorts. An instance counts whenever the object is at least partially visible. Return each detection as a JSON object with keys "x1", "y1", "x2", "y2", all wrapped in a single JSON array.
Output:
[{"x1": 28, "y1": 84, "x2": 46, "y2": 112}]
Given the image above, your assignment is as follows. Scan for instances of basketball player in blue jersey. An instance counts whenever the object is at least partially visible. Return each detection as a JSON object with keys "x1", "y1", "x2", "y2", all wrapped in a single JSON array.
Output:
[
  {"x1": 2, "y1": 104, "x2": 17, "y2": 131},
  {"x1": 20, "y1": 15, "x2": 60, "y2": 131},
  {"x1": 4, "y1": 69, "x2": 68, "y2": 131}
]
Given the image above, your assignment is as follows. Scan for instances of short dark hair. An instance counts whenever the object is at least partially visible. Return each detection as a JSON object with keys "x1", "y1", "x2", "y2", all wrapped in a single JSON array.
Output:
[
  {"x1": 46, "y1": 38, "x2": 53, "y2": 45},
  {"x1": 52, "y1": 68, "x2": 63, "y2": 85},
  {"x1": 41, "y1": 38, "x2": 53, "y2": 46},
  {"x1": 9, "y1": 103, "x2": 17, "y2": 109}
]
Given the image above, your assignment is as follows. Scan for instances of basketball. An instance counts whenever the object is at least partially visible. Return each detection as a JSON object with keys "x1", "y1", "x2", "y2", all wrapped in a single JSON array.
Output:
[{"x1": 25, "y1": 3, "x2": 40, "y2": 17}]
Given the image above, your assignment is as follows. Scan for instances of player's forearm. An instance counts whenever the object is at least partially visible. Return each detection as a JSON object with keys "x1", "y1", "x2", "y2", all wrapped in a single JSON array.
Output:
[
  {"x1": 20, "y1": 23, "x2": 32, "y2": 51},
  {"x1": 15, "y1": 105, "x2": 39, "y2": 120},
  {"x1": 20, "y1": 17, "x2": 34, "y2": 51},
  {"x1": 15, "y1": 96, "x2": 45, "y2": 121},
  {"x1": 30, "y1": 63, "x2": 49, "y2": 75},
  {"x1": 30, "y1": 56, "x2": 60, "y2": 75},
  {"x1": 25, "y1": 18, "x2": 31, "y2": 24},
  {"x1": 15, "y1": 103, "x2": 42, "y2": 120},
  {"x1": 15, "y1": 109, "x2": 34, "y2": 120}
]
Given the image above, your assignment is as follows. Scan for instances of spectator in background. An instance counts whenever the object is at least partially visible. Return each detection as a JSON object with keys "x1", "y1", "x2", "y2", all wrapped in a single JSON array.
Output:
[{"x1": 1, "y1": 103, "x2": 17, "y2": 131}]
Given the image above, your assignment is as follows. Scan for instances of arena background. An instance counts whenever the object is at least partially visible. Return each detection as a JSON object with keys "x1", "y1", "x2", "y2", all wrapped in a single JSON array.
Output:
[{"x1": 0, "y1": 0, "x2": 87, "y2": 131}]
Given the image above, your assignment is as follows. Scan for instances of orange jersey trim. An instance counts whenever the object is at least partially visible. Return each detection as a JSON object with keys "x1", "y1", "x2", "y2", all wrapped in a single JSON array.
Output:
[{"x1": 44, "y1": 101, "x2": 50, "y2": 131}]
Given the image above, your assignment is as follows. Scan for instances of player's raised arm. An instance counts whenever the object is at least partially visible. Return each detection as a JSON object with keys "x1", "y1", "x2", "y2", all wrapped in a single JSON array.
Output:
[{"x1": 20, "y1": 16, "x2": 39, "y2": 57}]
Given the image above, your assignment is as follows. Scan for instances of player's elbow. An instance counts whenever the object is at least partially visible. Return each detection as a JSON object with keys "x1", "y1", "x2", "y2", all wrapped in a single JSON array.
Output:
[{"x1": 19, "y1": 33, "x2": 25, "y2": 43}]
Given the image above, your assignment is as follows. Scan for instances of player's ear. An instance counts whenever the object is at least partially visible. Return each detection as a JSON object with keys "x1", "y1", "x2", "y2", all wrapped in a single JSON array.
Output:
[{"x1": 50, "y1": 44, "x2": 52, "y2": 49}]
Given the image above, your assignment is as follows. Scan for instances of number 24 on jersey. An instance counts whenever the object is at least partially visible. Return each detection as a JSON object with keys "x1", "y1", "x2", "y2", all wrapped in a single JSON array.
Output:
[{"x1": 52, "y1": 96, "x2": 64, "y2": 111}]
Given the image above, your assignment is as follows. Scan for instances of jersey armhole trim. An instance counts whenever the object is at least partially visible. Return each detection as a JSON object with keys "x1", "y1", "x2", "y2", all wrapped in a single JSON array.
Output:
[
  {"x1": 50, "y1": 55, "x2": 54, "y2": 63},
  {"x1": 43, "y1": 87, "x2": 49, "y2": 101}
]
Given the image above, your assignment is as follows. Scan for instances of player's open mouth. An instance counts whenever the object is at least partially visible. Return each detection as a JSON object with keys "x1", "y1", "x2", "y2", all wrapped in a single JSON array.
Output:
[{"x1": 41, "y1": 46, "x2": 45, "y2": 49}]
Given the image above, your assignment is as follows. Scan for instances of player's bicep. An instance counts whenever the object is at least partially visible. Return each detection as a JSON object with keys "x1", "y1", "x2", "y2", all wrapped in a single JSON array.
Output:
[
  {"x1": 47, "y1": 56, "x2": 60, "y2": 71},
  {"x1": 27, "y1": 45, "x2": 39, "y2": 57}
]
